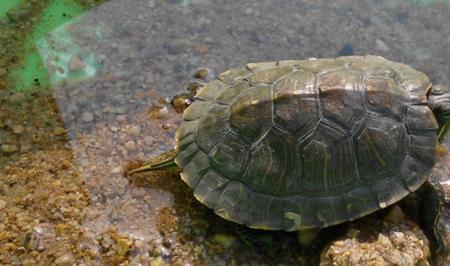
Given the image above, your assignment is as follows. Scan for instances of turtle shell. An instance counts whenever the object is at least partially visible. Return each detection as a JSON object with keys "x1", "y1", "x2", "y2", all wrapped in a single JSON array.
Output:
[{"x1": 174, "y1": 55, "x2": 439, "y2": 231}]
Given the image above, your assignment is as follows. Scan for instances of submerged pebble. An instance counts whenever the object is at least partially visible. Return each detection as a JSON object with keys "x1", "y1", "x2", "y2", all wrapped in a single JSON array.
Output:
[
  {"x1": 1, "y1": 144, "x2": 18, "y2": 154},
  {"x1": 213, "y1": 233, "x2": 236, "y2": 249}
]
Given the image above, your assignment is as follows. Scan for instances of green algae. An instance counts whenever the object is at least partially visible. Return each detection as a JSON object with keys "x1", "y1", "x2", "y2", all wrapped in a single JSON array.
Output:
[{"x1": 0, "y1": 0, "x2": 106, "y2": 91}]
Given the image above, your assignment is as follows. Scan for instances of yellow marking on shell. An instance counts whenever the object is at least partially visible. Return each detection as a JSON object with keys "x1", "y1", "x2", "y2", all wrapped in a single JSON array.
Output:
[
  {"x1": 215, "y1": 208, "x2": 229, "y2": 219},
  {"x1": 367, "y1": 132, "x2": 386, "y2": 167},
  {"x1": 284, "y1": 212, "x2": 302, "y2": 230},
  {"x1": 193, "y1": 192, "x2": 205, "y2": 204},
  {"x1": 249, "y1": 224, "x2": 273, "y2": 230},
  {"x1": 250, "y1": 99, "x2": 259, "y2": 105},
  {"x1": 180, "y1": 172, "x2": 189, "y2": 183},
  {"x1": 323, "y1": 150, "x2": 329, "y2": 191},
  {"x1": 316, "y1": 212, "x2": 327, "y2": 226}
]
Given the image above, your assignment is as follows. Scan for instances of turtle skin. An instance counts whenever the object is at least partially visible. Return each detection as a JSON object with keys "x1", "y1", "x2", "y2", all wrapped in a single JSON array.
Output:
[{"x1": 174, "y1": 55, "x2": 440, "y2": 233}]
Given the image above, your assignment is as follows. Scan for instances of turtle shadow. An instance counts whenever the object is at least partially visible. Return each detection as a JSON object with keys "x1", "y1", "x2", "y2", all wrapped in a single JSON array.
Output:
[{"x1": 127, "y1": 170, "x2": 342, "y2": 264}]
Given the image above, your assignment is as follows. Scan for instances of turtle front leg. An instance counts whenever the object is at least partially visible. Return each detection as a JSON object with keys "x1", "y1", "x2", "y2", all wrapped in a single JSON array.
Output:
[
  {"x1": 427, "y1": 85, "x2": 450, "y2": 143},
  {"x1": 417, "y1": 179, "x2": 449, "y2": 261}
]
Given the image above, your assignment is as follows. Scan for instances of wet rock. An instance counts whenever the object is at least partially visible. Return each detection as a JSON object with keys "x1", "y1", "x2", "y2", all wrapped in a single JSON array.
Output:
[
  {"x1": 53, "y1": 127, "x2": 66, "y2": 136},
  {"x1": 375, "y1": 38, "x2": 390, "y2": 52},
  {"x1": 69, "y1": 56, "x2": 86, "y2": 71},
  {"x1": 82, "y1": 111, "x2": 94, "y2": 122},
  {"x1": 320, "y1": 217, "x2": 430, "y2": 265},
  {"x1": 338, "y1": 44, "x2": 354, "y2": 56},
  {"x1": 144, "y1": 136, "x2": 154, "y2": 146},
  {"x1": 150, "y1": 256, "x2": 166, "y2": 266},
  {"x1": 125, "y1": 141, "x2": 137, "y2": 151},
  {"x1": 213, "y1": 233, "x2": 236, "y2": 250},
  {"x1": 1, "y1": 144, "x2": 18, "y2": 154},
  {"x1": 12, "y1": 124, "x2": 24, "y2": 134},
  {"x1": 54, "y1": 253, "x2": 74, "y2": 265},
  {"x1": 0, "y1": 199, "x2": 6, "y2": 209}
]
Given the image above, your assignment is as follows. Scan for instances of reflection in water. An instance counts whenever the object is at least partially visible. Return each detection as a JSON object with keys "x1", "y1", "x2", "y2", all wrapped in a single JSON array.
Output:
[{"x1": 1, "y1": 0, "x2": 450, "y2": 264}]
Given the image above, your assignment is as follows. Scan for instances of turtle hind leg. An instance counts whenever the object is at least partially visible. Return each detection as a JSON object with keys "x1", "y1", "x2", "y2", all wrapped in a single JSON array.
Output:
[{"x1": 418, "y1": 179, "x2": 449, "y2": 261}]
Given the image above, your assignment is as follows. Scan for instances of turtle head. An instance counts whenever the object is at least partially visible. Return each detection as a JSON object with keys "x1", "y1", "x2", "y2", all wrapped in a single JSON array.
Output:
[{"x1": 427, "y1": 85, "x2": 450, "y2": 142}]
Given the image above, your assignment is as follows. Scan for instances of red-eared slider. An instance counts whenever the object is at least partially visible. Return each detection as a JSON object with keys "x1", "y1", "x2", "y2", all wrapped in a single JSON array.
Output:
[{"x1": 129, "y1": 55, "x2": 449, "y2": 258}]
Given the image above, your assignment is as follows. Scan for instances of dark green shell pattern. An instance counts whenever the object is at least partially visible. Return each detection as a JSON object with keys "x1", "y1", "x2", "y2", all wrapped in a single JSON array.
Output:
[{"x1": 174, "y1": 55, "x2": 439, "y2": 231}]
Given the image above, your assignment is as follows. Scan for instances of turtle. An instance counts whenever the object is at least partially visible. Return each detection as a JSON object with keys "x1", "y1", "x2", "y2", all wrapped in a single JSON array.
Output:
[{"x1": 128, "y1": 55, "x2": 449, "y2": 259}]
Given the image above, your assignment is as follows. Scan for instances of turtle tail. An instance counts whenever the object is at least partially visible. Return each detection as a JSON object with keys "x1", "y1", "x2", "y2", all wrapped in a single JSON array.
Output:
[
  {"x1": 127, "y1": 149, "x2": 179, "y2": 175},
  {"x1": 427, "y1": 85, "x2": 450, "y2": 143}
]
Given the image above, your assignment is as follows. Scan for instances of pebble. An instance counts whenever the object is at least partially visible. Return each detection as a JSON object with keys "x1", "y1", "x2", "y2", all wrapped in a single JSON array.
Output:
[
  {"x1": 144, "y1": 136, "x2": 154, "y2": 145},
  {"x1": 1, "y1": 144, "x2": 18, "y2": 154},
  {"x1": 69, "y1": 56, "x2": 86, "y2": 71},
  {"x1": 338, "y1": 43, "x2": 354, "y2": 56},
  {"x1": 213, "y1": 233, "x2": 236, "y2": 249},
  {"x1": 375, "y1": 38, "x2": 390, "y2": 52},
  {"x1": 53, "y1": 127, "x2": 66, "y2": 136},
  {"x1": 82, "y1": 112, "x2": 94, "y2": 122},
  {"x1": 150, "y1": 256, "x2": 165, "y2": 266},
  {"x1": 0, "y1": 67, "x2": 6, "y2": 77},
  {"x1": 8, "y1": 92, "x2": 24, "y2": 103},
  {"x1": 128, "y1": 126, "x2": 141, "y2": 136},
  {"x1": 157, "y1": 107, "x2": 169, "y2": 119},
  {"x1": 111, "y1": 166, "x2": 122, "y2": 174},
  {"x1": 0, "y1": 199, "x2": 7, "y2": 209},
  {"x1": 55, "y1": 254, "x2": 74, "y2": 265},
  {"x1": 125, "y1": 141, "x2": 136, "y2": 151},
  {"x1": 12, "y1": 124, "x2": 24, "y2": 134}
]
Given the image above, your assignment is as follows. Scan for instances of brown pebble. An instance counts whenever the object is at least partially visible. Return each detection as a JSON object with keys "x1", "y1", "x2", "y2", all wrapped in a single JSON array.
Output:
[
  {"x1": 53, "y1": 127, "x2": 66, "y2": 136},
  {"x1": 436, "y1": 144, "x2": 448, "y2": 157},
  {"x1": 0, "y1": 67, "x2": 6, "y2": 77},
  {"x1": 12, "y1": 124, "x2": 24, "y2": 134},
  {"x1": 194, "y1": 68, "x2": 210, "y2": 80},
  {"x1": 82, "y1": 112, "x2": 94, "y2": 122},
  {"x1": 171, "y1": 94, "x2": 192, "y2": 113},
  {"x1": 1, "y1": 144, "x2": 18, "y2": 154},
  {"x1": 191, "y1": 42, "x2": 209, "y2": 54},
  {"x1": 144, "y1": 136, "x2": 154, "y2": 145},
  {"x1": 69, "y1": 56, "x2": 86, "y2": 71},
  {"x1": 124, "y1": 141, "x2": 136, "y2": 151}
]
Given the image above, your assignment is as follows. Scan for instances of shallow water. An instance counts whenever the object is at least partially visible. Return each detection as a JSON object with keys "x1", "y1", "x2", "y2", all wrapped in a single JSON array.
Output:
[{"x1": 1, "y1": 0, "x2": 450, "y2": 265}]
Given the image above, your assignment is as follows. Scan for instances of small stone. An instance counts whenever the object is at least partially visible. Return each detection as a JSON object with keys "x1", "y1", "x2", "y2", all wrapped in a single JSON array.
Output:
[
  {"x1": 1, "y1": 144, "x2": 18, "y2": 154},
  {"x1": 338, "y1": 43, "x2": 354, "y2": 56},
  {"x1": 111, "y1": 166, "x2": 122, "y2": 174},
  {"x1": 55, "y1": 254, "x2": 74, "y2": 265},
  {"x1": 114, "y1": 106, "x2": 127, "y2": 114},
  {"x1": 144, "y1": 136, "x2": 154, "y2": 145},
  {"x1": 194, "y1": 68, "x2": 211, "y2": 80},
  {"x1": 12, "y1": 124, "x2": 24, "y2": 134},
  {"x1": 9, "y1": 92, "x2": 25, "y2": 103},
  {"x1": 69, "y1": 56, "x2": 86, "y2": 71},
  {"x1": 213, "y1": 233, "x2": 236, "y2": 249},
  {"x1": 82, "y1": 112, "x2": 94, "y2": 122},
  {"x1": 0, "y1": 200, "x2": 7, "y2": 209},
  {"x1": 375, "y1": 39, "x2": 390, "y2": 52},
  {"x1": 116, "y1": 238, "x2": 132, "y2": 257},
  {"x1": 377, "y1": 233, "x2": 392, "y2": 247},
  {"x1": 150, "y1": 256, "x2": 165, "y2": 266},
  {"x1": 0, "y1": 67, "x2": 7, "y2": 77},
  {"x1": 125, "y1": 141, "x2": 136, "y2": 151},
  {"x1": 156, "y1": 107, "x2": 169, "y2": 119},
  {"x1": 128, "y1": 126, "x2": 141, "y2": 136},
  {"x1": 53, "y1": 127, "x2": 66, "y2": 136},
  {"x1": 191, "y1": 42, "x2": 209, "y2": 54}
]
